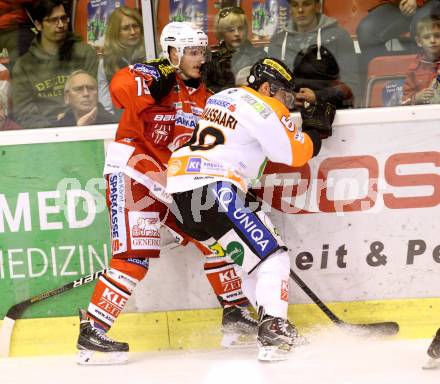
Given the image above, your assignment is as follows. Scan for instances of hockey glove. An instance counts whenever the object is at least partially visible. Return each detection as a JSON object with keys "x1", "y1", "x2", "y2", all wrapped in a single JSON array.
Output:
[
  {"x1": 141, "y1": 105, "x2": 176, "y2": 148},
  {"x1": 300, "y1": 101, "x2": 336, "y2": 139},
  {"x1": 130, "y1": 62, "x2": 177, "y2": 103}
]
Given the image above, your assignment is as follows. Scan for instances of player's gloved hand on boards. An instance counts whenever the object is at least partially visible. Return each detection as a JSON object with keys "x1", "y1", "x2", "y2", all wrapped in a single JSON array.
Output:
[
  {"x1": 141, "y1": 105, "x2": 176, "y2": 148},
  {"x1": 300, "y1": 100, "x2": 336, "y2": 139}
]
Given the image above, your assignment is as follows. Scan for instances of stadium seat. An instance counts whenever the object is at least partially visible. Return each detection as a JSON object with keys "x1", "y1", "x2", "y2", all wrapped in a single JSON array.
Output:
[
  {"x1": 364, "y1": 54, "x2": 416, "y2": 107},
  {"x1": 322, "y1": 0, "x2": 381, "y2": 37}
]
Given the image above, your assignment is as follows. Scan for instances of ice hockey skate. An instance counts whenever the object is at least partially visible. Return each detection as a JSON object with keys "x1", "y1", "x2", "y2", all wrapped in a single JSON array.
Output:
[
  {"x1": 220, "y1": 305, "x2": 258, "y2": 348},
  {"x1": 76, "y1": 309, "x2": 129, "y2": 365},
  {"x1": 423, "y1": 328, "x2": 440, "y2": 369},
  {"x1": 257, "y1": 309, "x2": 303, "y2": 362}
]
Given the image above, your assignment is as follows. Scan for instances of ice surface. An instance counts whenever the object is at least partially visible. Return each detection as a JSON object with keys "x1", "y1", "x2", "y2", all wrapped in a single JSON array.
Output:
[{"x1": 1, "y1": 330, "x2": 439, "y2": 384}]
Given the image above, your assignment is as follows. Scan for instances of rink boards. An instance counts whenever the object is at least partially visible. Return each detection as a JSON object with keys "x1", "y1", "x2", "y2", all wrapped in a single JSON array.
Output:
[
  {"x1": 2, "y1": 298, "x2": 440, "y2": 357},
  {"x1": 1, "y1": 105, "x2": 440, "y2": 356}
]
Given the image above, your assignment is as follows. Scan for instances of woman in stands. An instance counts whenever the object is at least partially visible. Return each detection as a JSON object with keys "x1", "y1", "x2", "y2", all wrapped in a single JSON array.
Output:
[{"x1": 97, "y1": 6, "x2": 145, "y2": 114}]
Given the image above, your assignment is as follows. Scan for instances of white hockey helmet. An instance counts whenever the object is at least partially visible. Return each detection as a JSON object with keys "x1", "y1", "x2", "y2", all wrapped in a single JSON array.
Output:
[{"x1": 160, "y1": 22, "x2": 208, "y2": 65}]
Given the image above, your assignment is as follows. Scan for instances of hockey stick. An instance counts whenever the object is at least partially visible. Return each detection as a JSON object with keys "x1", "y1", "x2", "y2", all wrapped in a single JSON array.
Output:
[
  {"x1": 0, "y1": 240, "x2": 181, "y2": 358},
  {"x1": 289, "y1": 269, "x2": 399, "y2": 336},
  {"x1": 0, "y1": 269, "x2": 106, "y2": 358}
]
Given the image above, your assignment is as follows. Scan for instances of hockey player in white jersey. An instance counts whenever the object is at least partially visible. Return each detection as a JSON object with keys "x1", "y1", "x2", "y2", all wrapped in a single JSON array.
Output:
[
  {"x1": 75, "y1": 22, "x2": 259, "y2": 366},
  {"x1": 167, "y1": 57, "x2": 333, "y2": 361}
]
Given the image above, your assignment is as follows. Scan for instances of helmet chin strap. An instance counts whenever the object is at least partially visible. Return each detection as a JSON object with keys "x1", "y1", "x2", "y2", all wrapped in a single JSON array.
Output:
[
  {"x1": 165, "y1": 46, "x2": 183, "y2": 70},
  {"x1": 170, "y1": 52, "x2": 191, "y2": 80},
  {"x1": 168, "y1": 55, "x2": 182, "y2": 69}
]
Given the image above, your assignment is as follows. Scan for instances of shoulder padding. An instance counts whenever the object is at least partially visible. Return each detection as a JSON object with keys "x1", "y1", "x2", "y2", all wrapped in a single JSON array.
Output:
[{"x1": 132, "y1": 58, "x2": 177, "y2": 102}]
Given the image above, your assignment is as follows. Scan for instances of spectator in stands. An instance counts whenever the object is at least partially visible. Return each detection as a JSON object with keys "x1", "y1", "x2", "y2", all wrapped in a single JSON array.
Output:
[
  {"x1": 402, "y1": 15, "x2": 440, "y2": 104},
  {"x1": 268, "y1": 0, "x2": 361, "y2": 105},
  {"x1": 0, "y1": 62, "x2": 10, "y2": 106},
  {"x1": 293, "y1": 44, "x2": 354, "y2": 109},
  {"x1": 202, "y1": 6, "x2": 266, "y2": 93},
  {"x1": 58, "y1": 69, "x2": 116, "y2": 126},
  {"x1": 0, "y1": 92, "x2": 20, "y2": 131},
  {"x1": 98, "y1": 6, "x2": 145, "y2": 114},
  {"x1": 12, "y1": 0, "x2": 98, "y2": 129},
  {"x1": 0, "y1": 1, "x2": 35, "y2": 71},
  {"x1": 0, "y1": 62, "x2": 20, "y2": 130},
  {"x1": 356, "y1": 1, "x2": 440, "y2": 75}
]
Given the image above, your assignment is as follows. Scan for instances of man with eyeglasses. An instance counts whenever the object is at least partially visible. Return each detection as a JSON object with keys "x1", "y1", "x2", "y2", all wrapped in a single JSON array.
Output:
[
  {"x1": 76, "y1": 22, "x2": 258, "y2": 365},
  {"x1": 166, "y1": 57, "x2": 332, "y2": 361},
  {"x1": 58, "y1": 69, "x2": 116, "y2": 126},
  {"x1": 12, "y1": 0, "x2": 98, "y2": 129}
]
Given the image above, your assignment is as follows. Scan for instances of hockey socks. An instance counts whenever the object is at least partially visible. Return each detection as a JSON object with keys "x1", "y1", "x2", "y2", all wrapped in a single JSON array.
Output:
[
  {"x1": 203, "y1": 258, "x2": 249, "y2": 307},
  {"x1": 87, "y1": 258, "x2": 148, "y2": 330},
  {"x1": 78, "y1": 258, "x2": 147, "y2": 365},
  {"x1": 253, "y1": 250, "x2": 290, "y2": 319}
]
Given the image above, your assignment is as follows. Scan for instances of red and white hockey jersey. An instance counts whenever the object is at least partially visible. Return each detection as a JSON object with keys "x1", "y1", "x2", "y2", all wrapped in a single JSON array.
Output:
[{"x1": 103, "y1": 58, "x2": 211, "y2": 195}]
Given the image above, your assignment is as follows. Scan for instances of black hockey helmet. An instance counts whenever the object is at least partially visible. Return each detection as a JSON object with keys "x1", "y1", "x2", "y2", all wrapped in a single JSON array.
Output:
[
  {"x1": 247, "y1": 57, "x2": 296, "y2": 108},
  {"x1": 247, "y1": 57, "x2": 295, "y2": 92}
]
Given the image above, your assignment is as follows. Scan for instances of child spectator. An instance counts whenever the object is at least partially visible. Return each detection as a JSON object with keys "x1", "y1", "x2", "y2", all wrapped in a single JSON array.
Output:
[
  {"x1": 202, "y1": 6, "x2": 266, "y2": 93},
  {"x1": 356, "y1": 0, "x2": 439, "y2": 82},
  {"x1": 12, "y1": 0, "x2": 98, "y2": 129},
  {"x1": 268, "y1": 0, "x2": 361, "y2": 105},
  {"x1": 357, "y1": 1, "x2": 439, "y2": 56},
  {"x1": 58, "y1": 69, "x2": 116, "y2": 126},
  {"x1": 97, "y1": 6, "x2": 145, "y2": 114},
  {"x1": 402, "y1": 15, "x2": 440, "y2": 104}
]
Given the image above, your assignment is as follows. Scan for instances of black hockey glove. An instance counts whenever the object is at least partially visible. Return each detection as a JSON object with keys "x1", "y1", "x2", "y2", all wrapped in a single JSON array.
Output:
[{"x1": 300, "y1": 101, "x2": 336, "y2": 139}]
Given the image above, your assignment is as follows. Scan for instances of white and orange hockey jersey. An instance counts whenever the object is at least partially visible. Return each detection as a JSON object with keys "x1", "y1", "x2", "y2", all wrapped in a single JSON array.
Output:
[{"x1": 167, "y1": 86, "x2": 315, "y2": 194}]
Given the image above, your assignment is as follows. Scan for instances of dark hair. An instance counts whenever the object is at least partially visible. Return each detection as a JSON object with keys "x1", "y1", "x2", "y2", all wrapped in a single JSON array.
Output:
[
  {"x1": 30, "y1": 0, "x2": 68, "y2": 23},
  {"x1": 293, "y1": 44, "x2": 339, "y2": 82},
  {"x1": 31, "y1": 0, "x2": 81, "y2": 62}
]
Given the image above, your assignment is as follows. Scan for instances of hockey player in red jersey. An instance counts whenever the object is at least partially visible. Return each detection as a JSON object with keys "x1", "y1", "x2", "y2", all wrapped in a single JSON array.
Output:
[
  {"x1": 76, "y1": 22, "x2": 257, "y2": 365},
  {"x1": 167, "y1": 58, "x2": 333, "y2": 361}
]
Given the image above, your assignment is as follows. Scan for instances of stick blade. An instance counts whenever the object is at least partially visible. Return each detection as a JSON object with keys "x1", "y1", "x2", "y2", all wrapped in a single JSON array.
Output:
[
  {"x1": 0, "y1": 317, "x2": 16, "y2": 358},
  {"x1": 340, "y1": 321, "x2": 399, "y2": 337}
]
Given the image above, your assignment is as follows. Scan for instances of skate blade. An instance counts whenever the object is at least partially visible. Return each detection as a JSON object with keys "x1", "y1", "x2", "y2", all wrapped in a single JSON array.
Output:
[
  {"x1": 422, "y1": 357, "x2": 440, "y2": 370},
  {"x1": 257, "y1": 345, "x2": 291, "y2": 362},
  {"x1": 220, "y1": 332, "x2": 256, "y2": 348},
  {"x1": 77, "y1": 349, "x2": 128, "y2": 365}
]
